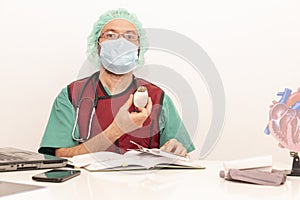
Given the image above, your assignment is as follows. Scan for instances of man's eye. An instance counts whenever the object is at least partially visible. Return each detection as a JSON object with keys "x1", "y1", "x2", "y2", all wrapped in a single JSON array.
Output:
[
  {"x1": 125, "y1": 34, "x2": 137, "y2": 40},
  {"x1": 106, "y1": 33, "x2": 116, "y2": 38}
]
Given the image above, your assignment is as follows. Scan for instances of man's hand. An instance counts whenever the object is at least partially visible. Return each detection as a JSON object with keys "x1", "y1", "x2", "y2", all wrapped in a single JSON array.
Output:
[
  {"x1": 114, "y1": 94, "x2": 152, "y2": 133},
  {"x1": 160, "y1": 138, "x2": 187, "y2": 157}
]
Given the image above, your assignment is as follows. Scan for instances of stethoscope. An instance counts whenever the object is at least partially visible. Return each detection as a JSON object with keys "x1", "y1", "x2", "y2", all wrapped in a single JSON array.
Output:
[
  {"x1": 71, "y1": 72, "x2": 139, "y2": 143},
  {"x1": 71, "y1": 72, "x2": 99, "y2": 143}
]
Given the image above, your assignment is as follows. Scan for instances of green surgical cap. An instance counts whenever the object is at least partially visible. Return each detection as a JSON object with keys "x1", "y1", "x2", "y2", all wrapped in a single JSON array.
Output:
[{"x1": 86, "y1": 8, "x2": 147, "y2": 68}]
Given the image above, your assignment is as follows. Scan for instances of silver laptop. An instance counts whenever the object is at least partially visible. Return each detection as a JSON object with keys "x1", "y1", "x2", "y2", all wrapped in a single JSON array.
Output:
[{"x1": 0, "y1": 147, "x2": 68, "y2": 172}]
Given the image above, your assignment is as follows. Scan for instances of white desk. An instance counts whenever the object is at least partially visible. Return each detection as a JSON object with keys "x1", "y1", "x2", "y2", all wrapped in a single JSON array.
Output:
[{"x1": 1, "y1": 160, "x2": 300, "y2": 200}]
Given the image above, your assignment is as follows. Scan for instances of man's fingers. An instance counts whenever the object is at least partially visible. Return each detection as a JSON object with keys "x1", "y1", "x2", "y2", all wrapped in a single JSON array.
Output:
[
  {"x1": 161, "y1": 139, "x2": 176, "y2": 152},
  {"x1": 173, "y1": 145, "x2": 187, "y2": 156},
  {"x1": 145, "y1": 97, "x2": 152, "y2": 114},
  {"x1": 160, "y1": 139, "x2": 188, "y2": 156},
  {"x1": 164, "y1": 142, "x2": 175, "y2": 153},
  {"x1": 126, "y1": 94, "x2": 134, "y2": 108}
]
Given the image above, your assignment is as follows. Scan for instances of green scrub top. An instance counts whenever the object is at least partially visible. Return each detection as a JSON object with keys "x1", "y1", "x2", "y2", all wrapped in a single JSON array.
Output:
[{"x1": 40, "y1": 86, "x2": 195, "y2": 153}]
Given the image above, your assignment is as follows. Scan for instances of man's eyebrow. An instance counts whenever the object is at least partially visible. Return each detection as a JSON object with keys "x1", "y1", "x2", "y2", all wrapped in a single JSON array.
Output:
[
  {"x1": 125, "y1": 30, "x2": 138, "y2": 34},
  {"x1": 102, "y1": 28, "x2": 117, "y2": 33},
  {"x1": 102, "y1": 28, "x2": 138, "y2": 33}
]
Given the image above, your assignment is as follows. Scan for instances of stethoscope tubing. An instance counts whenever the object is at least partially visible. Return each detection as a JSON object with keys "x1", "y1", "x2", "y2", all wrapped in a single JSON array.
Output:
[{"x1": 71, "y1": 72, "x2": 99, "y2": 142}]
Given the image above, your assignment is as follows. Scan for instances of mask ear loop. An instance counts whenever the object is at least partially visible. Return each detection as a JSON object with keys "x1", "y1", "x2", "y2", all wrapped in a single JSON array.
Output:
[
  {"x1": 137, "y1": 48, "x2": 140, "y2": 60},
  {"x1": 97, "y1": 42, "x2": 102, "y2": 56}
]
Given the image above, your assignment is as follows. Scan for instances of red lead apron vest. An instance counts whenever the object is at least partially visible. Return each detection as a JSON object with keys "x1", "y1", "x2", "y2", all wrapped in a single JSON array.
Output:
[{"x1": 68, "y1": 71, "x2": 164, "y2": 154}]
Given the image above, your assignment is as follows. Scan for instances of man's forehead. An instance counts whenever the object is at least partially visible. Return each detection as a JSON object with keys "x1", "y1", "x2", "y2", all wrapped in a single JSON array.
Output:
[{"x1": 101, "y1": 19, "x2": 138, "y2": 33}]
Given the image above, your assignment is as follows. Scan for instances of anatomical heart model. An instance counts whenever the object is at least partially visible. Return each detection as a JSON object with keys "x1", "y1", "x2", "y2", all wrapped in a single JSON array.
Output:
[{"x1": 265, "y1": 88, "x2": 300, "y2": 152}]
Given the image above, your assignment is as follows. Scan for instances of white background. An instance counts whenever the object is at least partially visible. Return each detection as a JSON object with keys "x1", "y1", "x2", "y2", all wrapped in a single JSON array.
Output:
[{"x1": 0, "y1": 0, "x2": 300, "y2": 165}]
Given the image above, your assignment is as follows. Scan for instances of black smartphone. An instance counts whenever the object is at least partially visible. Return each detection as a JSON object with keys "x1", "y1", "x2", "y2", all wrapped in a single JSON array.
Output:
[{"x1": 32, "y1": 169, "x2": 81, "y2": 183}]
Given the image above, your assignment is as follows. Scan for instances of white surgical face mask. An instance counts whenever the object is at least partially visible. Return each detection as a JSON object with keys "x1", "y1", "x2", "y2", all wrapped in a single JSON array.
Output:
[{"x1": 99, "y1": 38, "x2": 138, "y2": 75}]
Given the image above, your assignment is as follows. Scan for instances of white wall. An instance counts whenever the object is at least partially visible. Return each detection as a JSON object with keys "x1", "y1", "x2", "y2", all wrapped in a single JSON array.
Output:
[{"x1": 1, "y1": 0, "x2": 300, "y2": 165}]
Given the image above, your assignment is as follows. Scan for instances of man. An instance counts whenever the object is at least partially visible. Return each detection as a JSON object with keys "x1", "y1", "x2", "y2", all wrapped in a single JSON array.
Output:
[{"x1": 39, "y1": 8, "x2": 195, "y2": 157}]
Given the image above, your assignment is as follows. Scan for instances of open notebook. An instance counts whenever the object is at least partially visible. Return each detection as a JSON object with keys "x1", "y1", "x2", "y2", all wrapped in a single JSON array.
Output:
[{"x1": 70, "y1": 142, "x2": 205, "y2": 171}]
